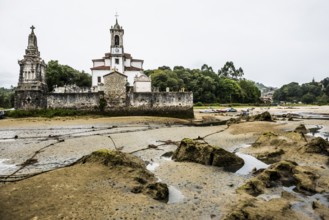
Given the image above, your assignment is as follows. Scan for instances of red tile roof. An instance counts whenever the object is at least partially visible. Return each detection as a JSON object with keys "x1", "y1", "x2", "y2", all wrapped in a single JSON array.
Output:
[
  {"x1": 103, "y1": 71, "x2": 127, "y2": 78},
  {"x1": 125, "y1": 66, "x2": 143, "y2": 71},
  {"x1": 90, "y1": 66, "x2": 112, "y2": 70},
  {"x1": 92, "y1": 59, "x2": 104, "y2": 62}
]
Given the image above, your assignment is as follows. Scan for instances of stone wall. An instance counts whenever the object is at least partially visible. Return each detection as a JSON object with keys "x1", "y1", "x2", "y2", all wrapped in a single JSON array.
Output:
[
  {"x1": 103, "y1": 72, "x2": 127, "y2": 107},
  {"x1": 128, "y1": 92, "x2": 193, "y2": 108},
  {"x1": 47, "y1": 93, "x2": 101, "y2": 110}
]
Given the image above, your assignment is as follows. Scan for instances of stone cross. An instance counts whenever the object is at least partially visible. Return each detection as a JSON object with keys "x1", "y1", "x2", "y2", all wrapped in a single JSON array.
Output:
[{"x1": 30, "y1": 25, "x2": 35, "y2": 32}]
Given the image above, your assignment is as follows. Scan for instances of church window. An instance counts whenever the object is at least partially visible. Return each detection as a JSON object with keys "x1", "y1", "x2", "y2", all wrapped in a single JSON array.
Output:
[
  {"x1": 97, "y1": 76, "x2": 101, "y2": 83},
  {"x1": 115, "y1": 58, "x2": 119, "y2": 64},
  {"x1": 114, "y1": 35, "x2": 120, "y2": 46}
]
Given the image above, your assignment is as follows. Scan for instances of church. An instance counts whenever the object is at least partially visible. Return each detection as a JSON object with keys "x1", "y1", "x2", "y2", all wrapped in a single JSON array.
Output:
[
  {"x1": 14, "y1": 18, "x2": 193, "y2": 114},
  {"x1": 91, "y1": 18, "x2": 151, "y2": 93}
]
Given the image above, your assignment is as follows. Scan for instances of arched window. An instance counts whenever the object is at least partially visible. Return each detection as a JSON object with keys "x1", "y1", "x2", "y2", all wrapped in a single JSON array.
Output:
[{"x1": 114, "y1": 35, "x2": 120, "y2": 46}]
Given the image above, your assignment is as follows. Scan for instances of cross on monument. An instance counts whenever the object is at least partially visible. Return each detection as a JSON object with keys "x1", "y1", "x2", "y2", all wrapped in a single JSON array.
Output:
[
  {"x1": 115, "y1": 12, "x2": 119, "y2": 19},
  {"x1": 30, "y1": 25, "x2": 35, "y2": 32}
]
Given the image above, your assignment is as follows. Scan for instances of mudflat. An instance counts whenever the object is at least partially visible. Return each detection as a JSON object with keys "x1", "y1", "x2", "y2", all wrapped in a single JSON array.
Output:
[{"x1": 0, "y1": 106, "x2": 328, "y2": 219}]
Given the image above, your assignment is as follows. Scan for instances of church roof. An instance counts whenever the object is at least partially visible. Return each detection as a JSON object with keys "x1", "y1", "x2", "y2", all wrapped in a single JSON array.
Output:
[
  {"x1": 131, "y1": 59, "x2": 144, "y2": 63},
  {"x1": 92, "y1": 59, "x2": 104, "y2": 62},
  {"x1": 90, "y1": 66, "x2": 111, "y2": 70},
  {"x1": 125, "y1": 66, "x2": 143, "y2": 71},
  {"x1": 103, "y1": 71, "x2": 127, "y2": 78}
]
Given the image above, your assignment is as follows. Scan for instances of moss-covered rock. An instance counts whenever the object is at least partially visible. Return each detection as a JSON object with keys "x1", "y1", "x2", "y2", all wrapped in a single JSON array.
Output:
[
  {"x1": 224, "y1": 197, "x2": 298, "y2": 220},
  {"x1": 294, "y1": 124, "x2": 308, "y2": 134},
  {"x1": 304, "y1": 137, "x2": 329, "y2": 155},
  {"x1": 256, "y1": 149, "x2": 285, "y2": 164},
  {"x1": 251, "y1": 111, "x2": 273, "y2": 122},
  {"x1": 173, "y1": 138, "x2": 244, "y2": 172},
  {"x1": 238, "y1": 160, "x2": 328, "y2": 196},
  {"x1": 77, "y1": 149, "x2": 146, "y2": 168},
  {"x1": 76, "y1": 149, "x2": 169, "y2": 202}
]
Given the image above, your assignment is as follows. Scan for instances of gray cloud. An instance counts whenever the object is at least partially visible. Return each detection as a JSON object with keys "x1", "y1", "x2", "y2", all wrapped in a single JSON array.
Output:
[{"x1": 1, "y1": 0, "x2": 328, "y2": 88}]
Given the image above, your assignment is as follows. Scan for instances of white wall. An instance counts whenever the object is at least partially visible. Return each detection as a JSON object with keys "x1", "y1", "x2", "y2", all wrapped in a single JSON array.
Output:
[
  {"x1": 124, "y1": 58, "x2": 131, "y2": 67},
  {"x1": 124, "y1": 71, "x2": 140, "y2": 86},
  {"x1": 92, "y1": 70, "x2": 109, "y2": 86},
  {"x1": 93, "y1": 61, "x2": 104, "y2": 67},
  {"x1": 131, "y1": 61, "x2": 142, "y2": 69},
  {"x1": 104, "y1": 58, "x2": 111, "y2": 66},
  {"x1": 134, "y1": 81, "x2": 151, "y2": 92}
]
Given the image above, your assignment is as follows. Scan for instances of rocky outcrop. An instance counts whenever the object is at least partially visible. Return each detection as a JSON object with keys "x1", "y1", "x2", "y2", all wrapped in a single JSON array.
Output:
[
  {"x1": 294, "y1": 124, "x2": 308, "y2": 134},
  {"x1": 77, "y1": 149, "x2": 169, "y2": 202},
  {"x1": 172, "y1": 138, "x2": 244, "y2": 172},
  {"x1": 238, "y1": 160, "x2": 329, "y2": 196},
  {"x1": 224, "y1": 197, "x2": 298, "y2": 220},
  {"x1": 251, "y1": 111, "x2": 273, "y2": 122},
  {"x1": 304, "y1": 137, "x2": 329, "y2": 155}
]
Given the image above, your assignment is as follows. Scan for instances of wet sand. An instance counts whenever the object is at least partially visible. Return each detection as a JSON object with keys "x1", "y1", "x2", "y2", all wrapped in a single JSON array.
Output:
[{"x1": 0, "y1": 106, "x2": 328, "y2": 219}]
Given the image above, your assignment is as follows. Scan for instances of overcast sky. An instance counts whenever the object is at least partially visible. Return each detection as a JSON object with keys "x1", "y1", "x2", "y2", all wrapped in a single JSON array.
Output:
[{"x1": 1, "y1": 0, "x2": 329, "y2": 88}]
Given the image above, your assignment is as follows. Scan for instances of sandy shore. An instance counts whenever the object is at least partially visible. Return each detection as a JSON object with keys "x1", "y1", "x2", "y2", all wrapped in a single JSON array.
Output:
[{"x1": 0, "y1": 106, "x2": 328, "y2": 219}]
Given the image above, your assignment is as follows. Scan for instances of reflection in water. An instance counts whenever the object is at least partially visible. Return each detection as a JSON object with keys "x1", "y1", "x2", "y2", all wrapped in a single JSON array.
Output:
[
  {"x1": 235, "y1": 152, "x2": 269, "y2": 175},
  {"x1": 168, "y1": 185, "x2": 185, "y2": 204}
]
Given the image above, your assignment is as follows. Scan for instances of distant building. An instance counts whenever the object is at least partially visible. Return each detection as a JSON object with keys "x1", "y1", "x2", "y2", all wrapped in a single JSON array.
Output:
[
  {"x1": 91, "y1": 18, "x2": 151, "y2": 92},
  {"x1": 14, "y1": 26, "x2": 48, "y2": 110},
  {"x1": 15, "y1": 22, "x2": 193, "y2": 114}
]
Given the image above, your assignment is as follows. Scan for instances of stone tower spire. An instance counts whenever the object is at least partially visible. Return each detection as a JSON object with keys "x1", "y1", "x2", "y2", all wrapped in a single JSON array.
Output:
[
  {"x1": 15, "y1": 25, "x2": 48, "y2": 110},
  {"x1": 25, "y1": 26, "x2": 40, "y2": 58}
]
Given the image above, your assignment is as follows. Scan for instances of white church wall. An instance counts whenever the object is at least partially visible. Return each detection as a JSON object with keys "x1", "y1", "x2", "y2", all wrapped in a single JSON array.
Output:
[
  {"x1": 131, "y1": 61, "x2": 142, "y2": 69},
  {"x1": 104, "y1": 58, "x2": 111, "y2": 66},
  {"x1": 93, "y1": 61, "x2": 104, "y2": 67},
  {"x1": 92, "y1": 70, "x2": 110, "y2": 86},
  {"x1": 134, "y1": 81, "x2": 151, "y2": 92},
  {"x1": 124, "y1": 58, "x2": 131, "y2": 66},
  {"x1": 124, "y1": 71, "x2": 140, "y2": 86}
]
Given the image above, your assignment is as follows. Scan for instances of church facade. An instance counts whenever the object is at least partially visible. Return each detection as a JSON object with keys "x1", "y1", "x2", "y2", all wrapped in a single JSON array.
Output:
[
  {"x1": 14, "y1": 20, "x2": 193, "y2": 116},
  {"x1": 91, "y1": 18, "x2": 151, "y2": 93}
]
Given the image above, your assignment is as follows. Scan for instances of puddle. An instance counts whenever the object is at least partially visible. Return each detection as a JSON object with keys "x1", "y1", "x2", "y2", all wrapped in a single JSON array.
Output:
[
  {"x1": 235, "y1": 152, "x2": 269, "y2": 175},
  {"x1": 0, "y1": 159, "x2": 17, "y2": 174},
  {"x1": 282, "y1": 186, "x2": 329, "y2": 220},
  {"x1": 146, "y1": 162, "x2": 159, "y2": 171},
  {"x1": 168, "y1": 185, "x2": 185, "y2": 204}
]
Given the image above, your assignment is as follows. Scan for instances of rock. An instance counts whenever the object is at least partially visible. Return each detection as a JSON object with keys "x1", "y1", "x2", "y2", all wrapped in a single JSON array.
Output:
[
  {"x1": 256, "y1": 149, "x2": 285, "y2": 164},
  {"x1": 312, "y1": 201, "x2": 329, "y2": 219},
  {"x1": 76, "y1": 149, "x2": 169, "y2": 202},
  {"x1": 294, "y1": 124, "x2": 308, "y2": 134},
  {"x1": 145, "y1": 183, "x2": 169, "y2": 201},
  {"x1": 77, "y1": 149, "x2": 146, "y2": 168},
  {"x1": 224, "y1": 197, "x2": 298, "y2": 220},
  {"x1": 304, "y1": 137, "x2": 329, "y2": 155},
  {"x1": 238, "y1": 160, "x2": 328, "y2": 196},
  {"x1": 172, "y1": 138, "x2": 244, "y2": 172},
  {"x1": 251, "y1": 111, "x2": 273, "y2": 121},
  {"x1": 161, "y1": 151, "x2": 174, "y2": 158}
]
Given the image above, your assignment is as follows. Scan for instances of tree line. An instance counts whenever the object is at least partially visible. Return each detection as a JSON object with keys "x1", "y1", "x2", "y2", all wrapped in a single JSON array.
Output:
[
  {"x1": 0, "y1": 87, "x2": 14, "y2": 108},
  {"x1": 273, "y1": 78, "x2": 329, "y2": 104},
  {"x1": 145, "y1": 62, "x2": 261, "y2": 104}
]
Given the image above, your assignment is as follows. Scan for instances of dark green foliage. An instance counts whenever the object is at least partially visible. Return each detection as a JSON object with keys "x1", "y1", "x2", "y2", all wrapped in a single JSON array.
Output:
[
  {"x1": 273, "y1": 78, "x2": 329, "y2": 104},
  {"x1": 147, "y1": 63, "x2": 260, "y2": 104},
  {"x1": 46, "y1": 60, "x2": 91, "y2": 92},
  {"x1": 6, "y1": 107, "x2": 194, "y2": 119},
  {"x1": 0, "y1": 87, "x2": 15, "y2": 108}
]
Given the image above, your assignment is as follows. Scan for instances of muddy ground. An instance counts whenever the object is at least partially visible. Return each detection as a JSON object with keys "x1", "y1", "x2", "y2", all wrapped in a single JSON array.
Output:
[{"x1": 0, "y1": 106, "x2": 328, "y2": 219}]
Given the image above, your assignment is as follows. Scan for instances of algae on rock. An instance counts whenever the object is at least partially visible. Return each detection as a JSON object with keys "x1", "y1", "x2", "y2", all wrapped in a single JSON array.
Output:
[{"x1": 173, "y1": 138, "x2": 244, "y2": 172}]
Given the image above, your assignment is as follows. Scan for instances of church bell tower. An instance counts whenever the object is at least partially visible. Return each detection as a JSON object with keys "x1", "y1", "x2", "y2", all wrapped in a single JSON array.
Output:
[
  {"x1": 110, "y1": 15, "x2": 124, "y2": 73},
  {"x1": 15, "y1": 26, "x2": 48, "y2": 110}
]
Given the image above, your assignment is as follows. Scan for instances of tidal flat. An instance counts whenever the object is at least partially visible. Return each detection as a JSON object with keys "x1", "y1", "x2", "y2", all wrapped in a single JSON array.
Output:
[{"x1": 0, "y1": 106, "x2": 328, "y2": 219}]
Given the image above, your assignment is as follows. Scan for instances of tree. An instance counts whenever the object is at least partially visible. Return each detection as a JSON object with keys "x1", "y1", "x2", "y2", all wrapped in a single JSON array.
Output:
[
  {"x1": 239, "y1": 80, "x2": 261, "y2": 103},
  {"x1": 46, "y1": 60, "x2": 92, "y2": 91},
  {"x1": 218, "y1": 61, "x2": 244, "y2": 80}
]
